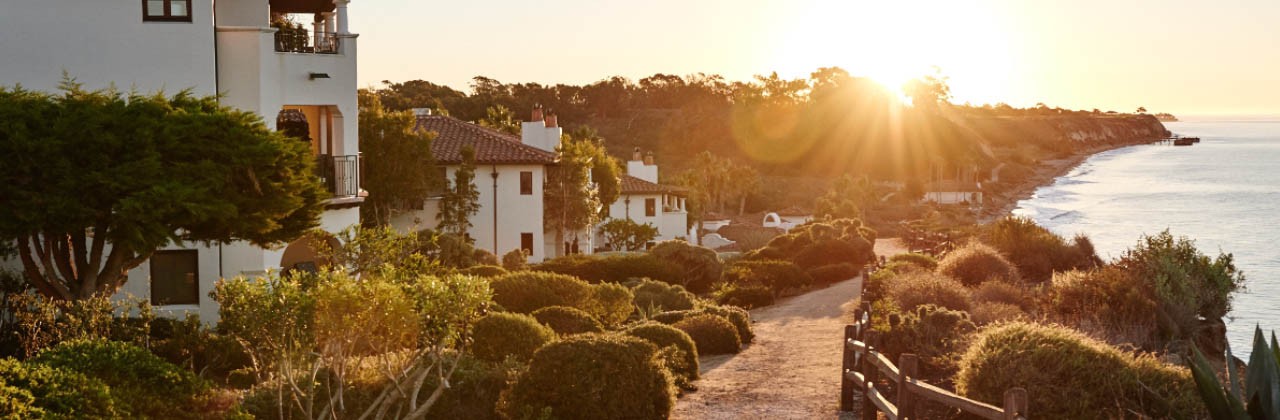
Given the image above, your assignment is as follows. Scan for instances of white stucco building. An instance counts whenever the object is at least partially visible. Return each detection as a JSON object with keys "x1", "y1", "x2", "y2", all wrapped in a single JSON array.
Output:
[
  {"x1": 596, "y1": 149, "x2": 690, "y2": 250},
  {"x1": 922, "y1": 162, "x2": 985, "y2": 205},
  {"x1": 1, "y1": 0, "x2": 364, "y2": 322}
]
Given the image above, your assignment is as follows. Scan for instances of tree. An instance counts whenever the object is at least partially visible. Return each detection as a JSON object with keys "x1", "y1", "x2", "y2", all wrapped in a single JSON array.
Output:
[
  {"x1": 1136, "y1": 106, "x2": 1147, "y2": 114},
  {"x1": 0, "y1": 81, "x2": 324, "y2": 300},
  {"x1": 544, "y1": 137, "x2": 603, "y2": 257},
  {"x1": 565, "y1": 126, "x2": 622, "y2": 216},
  {"x1": 815, "y1": 175, "x2": 877, "y2": 219},
  {"x1": 358, "y1": 92, "x2": 439, "y2": 226},
  {"x1": 598, "y1": 219, "x2": 659, "y2": 251},
  {"x1": 476, "y1": 104, "x2": 520, "y2": 135},
  {"x1": 437, "y1": 146, "x2": 480, "y2": 238}
]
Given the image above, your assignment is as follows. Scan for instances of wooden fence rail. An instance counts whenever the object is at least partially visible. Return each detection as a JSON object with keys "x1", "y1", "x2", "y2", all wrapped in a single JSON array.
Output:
[{"x1": 840, "y1": 306, "x2": 1028, "y2": 420}]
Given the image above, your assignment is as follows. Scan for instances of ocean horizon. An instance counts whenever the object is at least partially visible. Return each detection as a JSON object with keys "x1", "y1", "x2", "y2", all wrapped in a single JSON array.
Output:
[{"x1": 1016, "y1": 119, "x2": 1280, "y2": 358}]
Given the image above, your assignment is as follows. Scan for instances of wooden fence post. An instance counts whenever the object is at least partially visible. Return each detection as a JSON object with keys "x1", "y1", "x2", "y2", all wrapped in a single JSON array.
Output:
[
  {"x1": 840, "y1": 325, "x2": 857, "y2": 411},
  {"x1": 898, "y1": 353, "x2": 919, "y2": 419},
  {"x1": 1003, "y1": 387, "x2": 1027, "y2": 420},
  {"x1": 860, "y1": 331, "x2": 879, "y2": 420}
]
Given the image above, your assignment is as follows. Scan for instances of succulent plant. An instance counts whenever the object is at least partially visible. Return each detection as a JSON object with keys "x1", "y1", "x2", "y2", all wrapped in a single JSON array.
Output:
[{"x1": 1188, "y1": 326, "x2": 1280, "y2": 420}]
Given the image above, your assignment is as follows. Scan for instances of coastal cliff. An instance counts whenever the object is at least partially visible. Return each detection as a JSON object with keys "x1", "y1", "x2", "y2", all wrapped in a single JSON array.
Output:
[{"x1": 961, "y1": 114, "x2": 1170, "y2": 152}]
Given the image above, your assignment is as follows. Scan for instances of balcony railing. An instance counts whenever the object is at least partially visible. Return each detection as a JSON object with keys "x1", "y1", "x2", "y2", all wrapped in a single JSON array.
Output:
[
  {"x1": 317, "y1": 155, "x2": 359, "y2": 198},
  {"x1": 274, "y1": 29, "x2": 339, "y2": 54}
]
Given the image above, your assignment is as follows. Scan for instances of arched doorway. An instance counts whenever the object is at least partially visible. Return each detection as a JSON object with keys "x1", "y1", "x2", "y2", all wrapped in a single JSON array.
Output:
[{"x1": 280, "y1": 233, "x2": 340, "y2": 275}]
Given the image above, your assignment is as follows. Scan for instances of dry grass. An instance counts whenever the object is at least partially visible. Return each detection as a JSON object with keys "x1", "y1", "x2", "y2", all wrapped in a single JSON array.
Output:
[
  {"x1": 884, "y1": 270, "x2": 972, "y2": 312},
  {"x1": 935, "y1": 242, "x2": 1020, "y2": 286}
]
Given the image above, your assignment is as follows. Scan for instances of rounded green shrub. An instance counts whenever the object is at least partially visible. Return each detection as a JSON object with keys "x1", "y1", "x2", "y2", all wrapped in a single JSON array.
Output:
[
  {"x1": 471, "y1": 312, "x2": 557, "y2": 363},
  {"x1": 724, "y1": 259, "x2": 812, "y2": 296},
  {"x1": 699, "y1": 305, "x2": 754, "y2": 344},
  {"x1": 649, "y1": 240, "x2": 724, "y2": 293},
  {"x1": 877, "y1": 304, "x2": 975, "y2": 370},
  {"x1": 535, "y1": 254, "x2": 681, "y2": 284},
  {"x1": 532, "y1": 306, "x2": 604, "y2": 336},
  {"x1": 490, "y1": 271, "x2": 593, "y2": 314},
  {"x1": 955, "y1": 322, "x2": 1203, "y2": 419},
  {"x1": 714, "y1": 284, "x2": 775, "y2": 309},
  {"x1": 971, "y1": 281, "x2": 1032, "y2": 311},
  {"x1": 649, "y1": 310, "x2": 693, "y2": 325},
  {"x1": 888, "y1": 252, "x2": 938, "y2": 270},
  {"x1": 500, "y1": 335, "x2": 675, "y2": 420},
  {"x1": 936, "y1": 242, "x2": 1020, "y2": 286},
  {"x1": 626, "y1": 322, "x2": 699, "y2": 389},
  {"x1": 631, "y1": 279, "x2": 696, "y2": 312},
  {"x1": 982, "y1": 216, "x2": 1100, "y2": 283},
  {"x1": 586, "y1": 282, "x2": 635, "y2": 327},
  {"x1": 0, "y1": 358, "x2": 115, "y2": 418},
  {"x1": 884, "y1": 270, "x2": 972, "y2": 312},
  {"x1": 461, "y1": 264, "x2": 509, "y2": 278},
  {"x1": 673, "y1": 314, "x2": 741, "y2": 356},
  {"x1": 32, "y1": 340, "x2": 208, "y2": 418},
  {"x1": 806, "y1": 262, "x2": 860, "y2": 285}
]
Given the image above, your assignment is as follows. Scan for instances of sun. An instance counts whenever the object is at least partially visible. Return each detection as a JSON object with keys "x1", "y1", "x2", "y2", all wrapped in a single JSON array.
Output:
[{"x1": 766, "y1": 0, "x2": 1016, "y2": 105}]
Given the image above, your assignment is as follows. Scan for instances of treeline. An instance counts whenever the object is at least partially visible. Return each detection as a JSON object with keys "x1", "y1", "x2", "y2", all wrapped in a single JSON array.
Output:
[{"x1": 367, "y1": 68, "x2": 1131, "y2": 180}]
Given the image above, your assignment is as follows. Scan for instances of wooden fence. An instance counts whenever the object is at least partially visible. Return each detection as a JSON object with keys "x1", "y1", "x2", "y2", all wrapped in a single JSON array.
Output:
[{"x1": 840, "y1": 307, "x2": 1028, "y2": 420}]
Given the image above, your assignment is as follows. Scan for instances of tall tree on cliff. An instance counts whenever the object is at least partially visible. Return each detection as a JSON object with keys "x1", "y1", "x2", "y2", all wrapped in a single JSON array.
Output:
[
  {"x1": 437, "y1": 146, "x2": 481, "y2": 238},
  {"x1": 0, "y1": 81, "x2": 325, "y2": 300},
  {"x1": 358, "y1": 91, "x2": 439, "y2": 226}
]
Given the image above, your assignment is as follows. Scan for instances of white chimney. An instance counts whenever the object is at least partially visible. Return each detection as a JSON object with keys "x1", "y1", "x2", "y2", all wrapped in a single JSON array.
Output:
[
  {"x1": 627, "y1": 150, "x2": 659, "y2": 183},
  {"x1": 520, "y1": 106, "x2": 561, "y2": 153}
]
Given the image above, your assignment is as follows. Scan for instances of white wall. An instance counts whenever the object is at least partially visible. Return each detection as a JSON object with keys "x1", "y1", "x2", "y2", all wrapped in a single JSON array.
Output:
[
  {"x1": 627, "y1": 161, "x2": 659, "y2": 184},
  {"x1": 597, "y1": 193, "x2": 688, "y2": 248},
  {"x1": 0, "y1": 0, "x2": 217, "y2": 95},
  {"x1": 923, "y1": 191, "x2": 983, "y2": 205}
]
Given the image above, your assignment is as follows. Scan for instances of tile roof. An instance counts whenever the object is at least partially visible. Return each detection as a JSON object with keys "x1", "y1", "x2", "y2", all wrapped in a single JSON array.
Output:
[
  {"x1": 414, "y1": 115, "x2": 558, "y2": 165},
  {"x1": 620, "y1": 175, "x2": 688, "y2": 195}
]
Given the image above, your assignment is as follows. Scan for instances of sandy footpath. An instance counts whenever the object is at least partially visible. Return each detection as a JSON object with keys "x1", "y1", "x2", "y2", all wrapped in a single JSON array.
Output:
[{"x1": 670, "y1": 239, "x2": 904, "y2": 419}]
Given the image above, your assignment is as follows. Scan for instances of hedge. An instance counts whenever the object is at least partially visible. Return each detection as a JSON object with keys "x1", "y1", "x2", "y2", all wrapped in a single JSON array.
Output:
[
  {"x1": 532, "y1": 306, "x2": 604, "y2": 336},
  {"x1": 499, "y1": 335, "x2": 675, "y2": 420},
  {"x1": 471, "y1": 312, "x2": 557, "y2": 363},
  {"x1": 489, "y1": 272, "x2": 593, "y2": 314},
  {"x1": 673, "y1": 315, "x2": 741, "y2": 356},
  {"x1": 534, "y1": 254, "x2": 681, "y2": 285},
  {"x1": 31, "y1": 340, "x2": 209, "y2": 419},
  {"x1": 626, "y1": 322, "x2": 700, "y2": 390}
]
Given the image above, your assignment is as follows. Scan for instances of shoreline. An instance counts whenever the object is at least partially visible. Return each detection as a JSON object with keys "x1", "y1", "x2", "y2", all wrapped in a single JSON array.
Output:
[{"x1": 978, "y1": 140, "x2": 1150, "y2": 223}]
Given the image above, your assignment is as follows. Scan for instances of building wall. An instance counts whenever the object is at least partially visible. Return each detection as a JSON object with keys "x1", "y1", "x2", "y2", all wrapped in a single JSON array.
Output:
[
  {"x1": 597, "y1": 193, "x2": 688, "y2": 248},
  {"x1": 923, "y1": 191, "x2": 983, "y2": 205},
  {"x1": 0, "y1": 0, "x2": 217, "y2": 95},
  {"x1": 392, "y1": 164, "x2": 548, "y2": 262}
]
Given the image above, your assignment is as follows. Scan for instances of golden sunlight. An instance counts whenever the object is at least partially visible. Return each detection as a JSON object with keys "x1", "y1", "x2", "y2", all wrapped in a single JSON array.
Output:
[{"x1": 769, "y1": 0, "x2": 1018, "y2": 105}]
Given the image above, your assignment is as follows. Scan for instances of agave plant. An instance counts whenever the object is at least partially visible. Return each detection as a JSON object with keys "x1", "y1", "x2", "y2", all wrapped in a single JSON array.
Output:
[{"x1": 1188, "y1": 326, "x2": 1280, "y2": 419}]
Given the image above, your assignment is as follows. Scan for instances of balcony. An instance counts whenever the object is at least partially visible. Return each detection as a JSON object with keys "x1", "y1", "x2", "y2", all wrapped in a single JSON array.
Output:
[
  {"x1": 317, "y1": 154, "x2": 359, "y2": 197},
  {"x1": 274, "y1": 29, "x2": 339, "y2": 54}
]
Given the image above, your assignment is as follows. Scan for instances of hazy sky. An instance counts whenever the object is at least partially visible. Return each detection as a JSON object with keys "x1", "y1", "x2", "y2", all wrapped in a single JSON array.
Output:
[{"x1": 351, "y1": 0, "x2": 1280, "y2": 116}]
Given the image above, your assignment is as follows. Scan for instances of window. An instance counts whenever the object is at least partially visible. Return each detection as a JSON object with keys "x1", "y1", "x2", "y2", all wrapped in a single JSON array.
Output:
[
  {"x1": 521, "y1": 233, "x2": 534, "y2": 255},
  {"x1": 426, "y1": 167, "x2": 448, "y2": 198},
  {"x1": 645, "y1": 198, "x2": 656, "y2": 217},
  {"x1": 519, "y1": 171, "x2": 533, "y2": 195},
  {"x1": 150, "y1": 250, "x2": 198, "y2": 305},
  {"x1": 143, "y1": 0, "x2": 192, "y2": 22}
]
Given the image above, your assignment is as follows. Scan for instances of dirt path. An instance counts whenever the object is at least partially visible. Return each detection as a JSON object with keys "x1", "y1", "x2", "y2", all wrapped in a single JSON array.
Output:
[{"x1": 670, "y1": 239, "x2": 903, "y2": 419}]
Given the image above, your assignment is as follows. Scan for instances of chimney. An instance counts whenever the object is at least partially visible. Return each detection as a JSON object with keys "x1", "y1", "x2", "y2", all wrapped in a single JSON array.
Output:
[
  {"x1": 644, "y1": 151, "x2": 655, "y2": 166},
  {"x1": 631, "y1": 147, "x2": 642, "y2": 162},
  {"x1": 411, "y1": 108, "x2": 432, "y2": 117},
  {"x1": 545, "y1": 113, "x2": 558, "y2": 128},
  {"x1": 530, "y1": 105, "x2": 544, "y2": 123}
]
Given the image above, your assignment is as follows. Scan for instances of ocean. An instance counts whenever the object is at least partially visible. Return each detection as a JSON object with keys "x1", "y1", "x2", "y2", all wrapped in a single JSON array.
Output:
[{"x1": 1013, "y1": 120, "x2": 1280, "y2": 358}]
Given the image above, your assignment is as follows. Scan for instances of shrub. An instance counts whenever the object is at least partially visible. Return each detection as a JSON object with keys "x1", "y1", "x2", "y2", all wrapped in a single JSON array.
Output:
[
  {"x1": 425, "y1": 355, "x2": 521, "y2": 420},
  {"x1": 626, "y1": 322, "x2": 699, "y2": 389},
  {"x1": 673, "y1": 314, "x2": 741, "y2": 356},
  {"x1": 535, "y1": 254, "x2": 681, "y2": 285},
  {"x1": 1114, "y1": 230, "x2": 1245, "y2": 341},
  {"x1": 698, "y1": 305, "x2": 754, "y2": 344},
  {"x1": 584, "y1": 283, "x2": 635, "y2": 327},
  {"x1": 471, "y1": 312, "x2": 557, "y2": 363},
  {"x1": 1045, "y1": 268, "x2": 1158, "y2": 347},
  {"x1": 630, "y1": 279, "x2": 697, "y2": 312},
  {"x1": 32, "y1": 340, "x2": 209, "y2": 418},
  {"x1": 884, "y1": 270, "x2": 972, "y2": 312},
  {"x1": 956, "y1": 322, "x2": 1203, "y2": 419},
  {"x1": 971, "y1": 281, "x2": 1033, "y2": 311},
  {"x1": 745, "y1": 218, "x2": 876, "y2": 269},
  {"x1": 649, "y1": 310, "x2": 693, "y2": 325},
  {"x1": 877, "y1": 304, "x2": 975, "y2": 371},
  {"x1": 499, "y1": 335, "x2": 675, "y2": 420},
  {"x1": 0, "y1": 357, "x2": 115, "y2": 418},
  {"x1": 968, "y1": 302, "x2": 1025, "y2": 326},
  {"x1": 490, "y1": 271, "x2": 593, "y2": 314},
  {"x1": 461, "y1": 264, "x2": 509, "y2": 278},
  {"x1": 714, "y1": 284, "x2": 775, "y2": 309},
  {"x1": 649, "y1": 240, "x2": 724, "y2": 294},
  {"x1": 501, "y1": 249, "x2": 530, "y2": 271},
  {"x1": 888, "y1": 252, "x2": 938, "y2": 270},
  {"x1": 864, "y1": 261, "x2": 926, "y2": 303},
  {"x1": 532, "y1": 306, "x2": 605, "y2": 336},
  {"x1": 724, "y1": 259, "x2": 812, "y2": 296},
  {"x1": 982, "y1": 216, "x2": 1100, "y2": 283},
  {"x1": 806, "y1": 263, "x2": 860, "y2": 285},
  {"x1": 936, "y1": 242, "x2": 1020, "y2": 286},
  {"x1": 148, "y1": 316, "x2": 252, "y2": 386}
]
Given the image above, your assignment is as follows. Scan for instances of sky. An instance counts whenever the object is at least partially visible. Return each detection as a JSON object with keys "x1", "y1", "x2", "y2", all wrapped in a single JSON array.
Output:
[{"x1": 351, "y1": 0, "x2": 1280, "y2": 116}]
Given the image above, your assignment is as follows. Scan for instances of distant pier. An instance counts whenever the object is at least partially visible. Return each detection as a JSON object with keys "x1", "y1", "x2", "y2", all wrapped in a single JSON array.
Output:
[{"x1": 1154, "y1": 136, "x2": 1200, "y2": 146}]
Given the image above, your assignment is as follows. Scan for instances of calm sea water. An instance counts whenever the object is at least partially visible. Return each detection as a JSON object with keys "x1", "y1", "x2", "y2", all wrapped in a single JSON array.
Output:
[{"x1": 1014, "y1": 120, "x2": 1280, "y2": 357}]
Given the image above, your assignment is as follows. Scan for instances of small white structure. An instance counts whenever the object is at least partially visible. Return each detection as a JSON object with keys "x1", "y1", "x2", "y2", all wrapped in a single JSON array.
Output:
[
  {"x1": 762, "y1": 208, "x2": 813, "y2": 232},
  {"x1": 596, "y1": 149, "x2": 689, "y2": 249},
  {"x1": 700, "y1": 233, "x2": 736, "y2": 250},
  {"x1": 2, "y1": 0, "x2": 365, "y2": 322}
]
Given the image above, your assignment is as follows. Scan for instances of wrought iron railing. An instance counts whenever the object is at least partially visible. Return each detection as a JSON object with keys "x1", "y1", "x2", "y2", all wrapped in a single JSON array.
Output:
[
  {"x1": 317, "y1": 155, "x2": 359, "y2": 197},
  {"x1": 274, "y1": 29, "x2": 339, "y2": 54}
]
